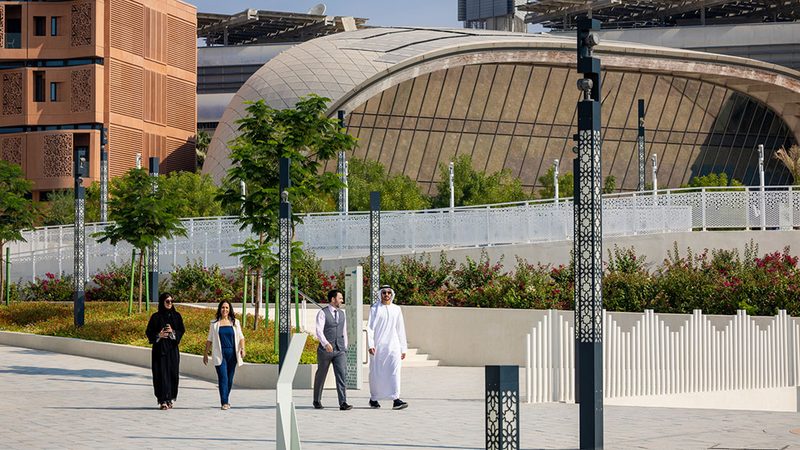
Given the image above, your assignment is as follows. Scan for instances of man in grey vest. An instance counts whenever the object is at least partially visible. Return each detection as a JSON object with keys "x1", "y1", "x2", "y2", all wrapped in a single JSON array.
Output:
[{"x1": 313, "y1": 289, "x2": 352, "y2": 410}]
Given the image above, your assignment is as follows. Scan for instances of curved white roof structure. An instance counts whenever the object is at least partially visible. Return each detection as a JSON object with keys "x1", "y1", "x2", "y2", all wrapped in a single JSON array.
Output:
[{"x1": 204, "y1": 27, "x2": 800, "y2": 190}]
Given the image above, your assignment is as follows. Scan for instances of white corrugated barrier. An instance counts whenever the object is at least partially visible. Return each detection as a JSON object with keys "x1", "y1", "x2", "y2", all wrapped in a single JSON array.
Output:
[{"x1": 524, "y1": 309, "x2": 799, "y2": 403}]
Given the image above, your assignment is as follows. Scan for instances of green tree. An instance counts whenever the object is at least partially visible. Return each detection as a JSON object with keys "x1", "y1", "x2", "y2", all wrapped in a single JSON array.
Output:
[
  {"x1": 433, "y1": 155, "x2": 527, "y2": 207},
  {"x1": 95, "y1": 168, "x2": 186, "y2": 313},
  {"x1": 347, "y1": 158, "x2": 430, "y2": 211},
  {"x1": 38, "y1": 190, "x2": 74, "y2": 226},
  {"x1": 216, "y1": 95, "x2": 357, "y2": 325},
  {"x1": 603, "y1": 175, "x2": 617, "y2": 194},
  {"x1": 195, "y1": 130, "x2": 211, "y2": 171},
  {"x1": 774, "y1": 145, "x2": 800, "y2": 185},
  {"x1": 159, "y1": 171, "x2": 224, "y2": 218},
  {"x1": 537, "y1": 166, "x2": 575, "y2": 200},
  {"x1": 36, "y1": 182, "x2": 102, "y2": 226},
  {"x1": 683, "y1": 172, "x2": 743, "y2": 188},
  {"x1": 0, "y1": 160, "x2": 36, "y2": 305}
]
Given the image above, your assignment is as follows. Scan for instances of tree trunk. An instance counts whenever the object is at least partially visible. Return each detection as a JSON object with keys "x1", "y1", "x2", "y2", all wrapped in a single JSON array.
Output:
[
  {"x1": 253, "y1": 267, "x2": 260, "y2": 330},
  {"x1": 137, "y1": 250, "x2": 145, "y2": 313},
  {"x1": 0, "y1": 242, "x2": 5, "y2": 305}
]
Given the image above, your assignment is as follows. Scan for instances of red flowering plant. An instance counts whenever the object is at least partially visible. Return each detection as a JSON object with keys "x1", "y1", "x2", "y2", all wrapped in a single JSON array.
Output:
[
  {"x1": 380, "y1": 253, "x2": 456, "y2": 306},
  {"x1": 86, "y1": 263, "x2": 132, "y2": 302},
  {"x1": 19, "y1": 272, "x2": 73, "y2": 302}
]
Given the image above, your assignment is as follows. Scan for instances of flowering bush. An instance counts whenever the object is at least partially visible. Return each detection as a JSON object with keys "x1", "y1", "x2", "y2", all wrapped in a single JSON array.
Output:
[
  {"x1": 19, "y1": 272, "x2": 73, "y2": 302},
  {"x1": 86, "y1": 263, "x2": 132, "y2": 302},
  {"x1": 166, "y1": 260, "x2": 236, "y2": 303},
  {"x1": 381, "y1": 253, "x2": 455, "y2": 306}
]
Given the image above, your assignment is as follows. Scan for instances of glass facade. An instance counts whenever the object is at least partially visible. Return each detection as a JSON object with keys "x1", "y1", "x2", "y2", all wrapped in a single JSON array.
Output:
[{"x1": 342, "y1": 64, "x2": 794, "y2": 194}]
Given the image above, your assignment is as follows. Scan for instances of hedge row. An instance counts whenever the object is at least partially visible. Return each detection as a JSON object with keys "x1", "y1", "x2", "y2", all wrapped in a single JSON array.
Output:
[{"x1": 9, "y1": 241, "x2": 799, "y2": 316}]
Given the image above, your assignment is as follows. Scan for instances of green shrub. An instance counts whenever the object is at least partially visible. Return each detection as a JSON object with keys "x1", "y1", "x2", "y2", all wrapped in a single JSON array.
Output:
[
  {"x1": 19, "y1": 272, "x2": 73, "y2": 302},
  {"x1": 166, "y1": 260, "x2": 235, "y2": 303}
]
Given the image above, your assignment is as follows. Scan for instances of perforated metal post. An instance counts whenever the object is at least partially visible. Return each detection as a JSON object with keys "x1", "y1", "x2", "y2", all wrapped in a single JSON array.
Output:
[
  {"x1": 554, "y1": 159, "x2": 560, "y2": 204},
  {"x1": 148, "y1": 157, "x2": 159, "y2": 307},
  {"x1": 637, "y1": 100, "x2": 646, "y2": 192},
  {"x1": 449, "y1": 162, "x2": 455, "y2": 209},
  {"x1": 278, "y1": 157, "x2": 292, "y2": 370},
  {"x1": 73, "y1": 147, "x2": 88, "y2": 327},
  {"x1": 485, "y1": 365, "x2": 519, "y2": 449},
  {"x1": 651, "y1": 154, "x2": 658, "y2": 197},
  {"x1": 338, "y1": 110, "x2": 349, "y2": 214},
  {"x1": 369, "y1": 192, "x2": 381, "y2": 305},
  {"x1": 574, "y1": 18, "x2": 604, "y2": 449},
  {"x1": 758, "y1": 144, "x2": 766, "y2": 230},
  {"x1": 99, "y1": 128, "x2": 108, "y2": 222}
]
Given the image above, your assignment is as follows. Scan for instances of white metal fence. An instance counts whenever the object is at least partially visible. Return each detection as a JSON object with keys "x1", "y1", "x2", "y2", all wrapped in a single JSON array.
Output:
[
  {"x1": 524, "y1": 309, "x2": 799, "y2": 403},
  {"x1": 5, "y1": 187, "x2": 799, "y2": 282}
]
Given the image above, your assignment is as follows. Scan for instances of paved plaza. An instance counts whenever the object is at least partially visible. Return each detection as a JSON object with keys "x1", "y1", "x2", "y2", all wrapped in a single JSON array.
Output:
[{"x1": 1, "y1": 344, "x2": 799, "y2": 449}]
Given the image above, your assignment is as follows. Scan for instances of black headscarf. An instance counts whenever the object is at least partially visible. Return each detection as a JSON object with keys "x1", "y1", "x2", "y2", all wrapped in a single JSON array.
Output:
[{"x1": 146, "y1": 292, "x2": 185, "y2": 346}]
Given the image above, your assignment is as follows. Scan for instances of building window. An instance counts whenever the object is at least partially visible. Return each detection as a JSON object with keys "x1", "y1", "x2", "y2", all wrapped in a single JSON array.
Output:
[
  {"x1": 50, "y1": 17, "x2": 59, "y2": 36},
  {"x1": 50, "y1": 82, "x2": 59, "y2": 101},
  {"x1": 34, "y1": 71, "x2": 45, "y2": 102},
  {"x1": 34, "y1": 16, "x2": 46, "y2": 36}
]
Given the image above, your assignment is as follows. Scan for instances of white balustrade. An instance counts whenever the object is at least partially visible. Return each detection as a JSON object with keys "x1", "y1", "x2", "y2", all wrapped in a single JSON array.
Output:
[{"x1": 5, "y1": 187, "x2": 800, "y2": 282}]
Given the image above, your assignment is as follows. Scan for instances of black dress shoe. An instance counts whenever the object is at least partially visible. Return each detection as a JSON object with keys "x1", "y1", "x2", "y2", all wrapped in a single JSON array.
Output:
[
  {"x1": 313, "y1": 401, "x2": 323, "y2": 409},
  {"x1": 392, "y1": 399, "x2": 408, "y2": 410},
  {"x1": 339, "y1": 402, "x2": 353, "y2": 410},
  {"x1": 369, "y1": 400, "x2": 381, "y2": 408}
]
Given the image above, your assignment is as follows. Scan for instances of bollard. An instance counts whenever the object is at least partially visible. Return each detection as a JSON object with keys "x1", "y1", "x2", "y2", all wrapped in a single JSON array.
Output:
[{"x1": 485, "y1": 365, "x2": 520, "y2": 449}]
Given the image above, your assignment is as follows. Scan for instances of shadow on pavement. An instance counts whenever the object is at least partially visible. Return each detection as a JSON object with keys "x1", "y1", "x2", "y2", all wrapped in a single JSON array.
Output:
[{"x1": 0, "y1": 365, "x2": 136, "y2": 378}]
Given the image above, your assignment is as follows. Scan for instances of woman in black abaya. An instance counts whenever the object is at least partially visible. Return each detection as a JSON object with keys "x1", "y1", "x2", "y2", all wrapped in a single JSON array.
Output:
[{"x1": 145, "y1": 292, "x2": 185, "y2": 410}]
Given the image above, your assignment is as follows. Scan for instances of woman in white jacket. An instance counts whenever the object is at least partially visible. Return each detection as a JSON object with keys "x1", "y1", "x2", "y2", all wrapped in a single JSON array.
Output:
[{"x1": 203, "y1": 300, "x2": 245, "y2": 410}]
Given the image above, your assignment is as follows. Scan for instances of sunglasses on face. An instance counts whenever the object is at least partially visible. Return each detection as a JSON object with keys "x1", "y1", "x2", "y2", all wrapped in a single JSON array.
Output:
[{"x1": 164, "y1": 299, "x2": 173, "y2": 304}]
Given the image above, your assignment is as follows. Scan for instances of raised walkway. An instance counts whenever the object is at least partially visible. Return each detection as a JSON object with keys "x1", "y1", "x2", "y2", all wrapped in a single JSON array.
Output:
[{"x1": 2, "y1": 343, "x2": 798, "y2": 449}]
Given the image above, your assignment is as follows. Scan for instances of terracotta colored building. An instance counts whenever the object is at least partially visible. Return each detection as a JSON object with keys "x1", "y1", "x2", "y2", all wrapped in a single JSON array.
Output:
[{"x1": 0, "y1": 0, "x2": 196, "y2": 200}]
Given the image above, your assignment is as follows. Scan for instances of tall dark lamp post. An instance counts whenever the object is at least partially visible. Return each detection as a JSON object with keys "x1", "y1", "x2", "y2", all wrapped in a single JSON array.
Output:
[
  {"x1": 100, "y1": 128, "x2": 108, "y2": 222},
  {"x1": 73, "y1": 147, "x2": 89, "y2": 327},
  {"x1": 574, "y1": 18, "x2": 604, "y2": 450},
  {"x1": 637, "y1": 100, "x2": 646, "y2": 192},
  {"x1": 278, "y1": 157, "x2": 291, "y2": 370},
  {"x1": 148, "y1": 157, "x2": 159, "y2": 306},
  {"x1": 369, "y1": 192, "x2": 381, "y2": 304}
]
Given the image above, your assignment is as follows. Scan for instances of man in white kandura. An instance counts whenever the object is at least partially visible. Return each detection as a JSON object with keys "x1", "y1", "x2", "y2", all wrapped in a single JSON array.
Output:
[{"x1": 367, "y1": 285, "x2": 409, "y2": 410}]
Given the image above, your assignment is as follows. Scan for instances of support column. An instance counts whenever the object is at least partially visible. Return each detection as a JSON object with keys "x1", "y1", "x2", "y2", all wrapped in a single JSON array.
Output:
[
  {"x1": 574, "y1": 18, "x2": 604, "y2": 450},
  {"x1": 338, "y1": 110, "x2": 349, "y2": 214}
]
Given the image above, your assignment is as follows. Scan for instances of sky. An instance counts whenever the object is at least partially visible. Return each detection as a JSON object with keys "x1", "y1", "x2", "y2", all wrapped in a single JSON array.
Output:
[{"x1": 187, "y1": 0, "x2": 461, "y2": 28}]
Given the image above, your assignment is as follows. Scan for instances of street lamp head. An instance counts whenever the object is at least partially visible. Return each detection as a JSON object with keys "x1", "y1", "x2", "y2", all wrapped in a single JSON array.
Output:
[
  {"x1": 584, "y1": 33, "x2": 600, "y2": 49},
  {"x1": 577, "y1": 78, "x2": 593, "y2": 101}
]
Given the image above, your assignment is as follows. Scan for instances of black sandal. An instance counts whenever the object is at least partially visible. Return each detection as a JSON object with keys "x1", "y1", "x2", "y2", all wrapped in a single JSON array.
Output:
[{"x1": 159, "y1": 403, "x2": 168, "y2": 410}]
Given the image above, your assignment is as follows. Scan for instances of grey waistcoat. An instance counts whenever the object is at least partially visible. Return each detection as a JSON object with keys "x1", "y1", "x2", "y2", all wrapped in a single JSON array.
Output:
[{"x1": 321, "y1": 307, "x2": 346, "y2": 351}]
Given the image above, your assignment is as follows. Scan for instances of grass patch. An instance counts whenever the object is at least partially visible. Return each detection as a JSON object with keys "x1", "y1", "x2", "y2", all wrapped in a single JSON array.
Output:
[{"x1": 0, "y1": 302, "x2": 318, "y2": 364}]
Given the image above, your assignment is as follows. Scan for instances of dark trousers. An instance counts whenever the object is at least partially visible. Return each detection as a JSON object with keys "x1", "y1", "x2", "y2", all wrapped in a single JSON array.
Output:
[
  {"x1": 313, "y1": 347, "x2": 347, "y2": 405},
  {"x1": 215, "y1": 347, "x2": 237, "y2": 405}
]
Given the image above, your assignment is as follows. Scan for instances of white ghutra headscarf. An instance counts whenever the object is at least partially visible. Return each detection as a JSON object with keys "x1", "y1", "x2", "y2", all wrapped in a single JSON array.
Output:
[{"x1": 378, "y1": 285, "x2": 395, "y2": 303}]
